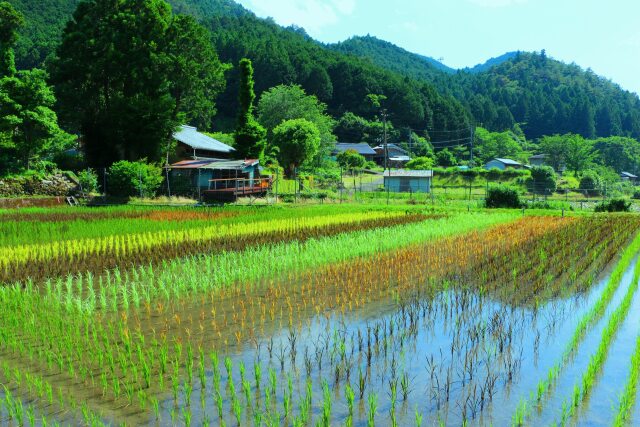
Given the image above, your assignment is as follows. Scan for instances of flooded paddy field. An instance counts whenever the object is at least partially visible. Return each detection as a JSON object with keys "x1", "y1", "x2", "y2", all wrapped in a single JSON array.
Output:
[{"x1": 0, "y1": 205, "x2": 639, "y2": 426}]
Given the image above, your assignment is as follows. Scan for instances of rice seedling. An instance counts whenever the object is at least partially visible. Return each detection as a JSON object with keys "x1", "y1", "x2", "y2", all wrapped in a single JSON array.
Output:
[{"x1": 613, "y1": 335, "x2": 640, "y2": 426}]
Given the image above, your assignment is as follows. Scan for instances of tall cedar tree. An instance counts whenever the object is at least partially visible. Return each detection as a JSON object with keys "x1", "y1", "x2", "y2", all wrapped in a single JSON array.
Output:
[
  {"x1": 50, "y1": 0, "x2": 226, "y2": 167},
  {"x1": 0, "y1": 1, "x2": 23, "y2": 77},
  {"x1": 234, "y1": 58, "x2": 266, "y2": 160}
]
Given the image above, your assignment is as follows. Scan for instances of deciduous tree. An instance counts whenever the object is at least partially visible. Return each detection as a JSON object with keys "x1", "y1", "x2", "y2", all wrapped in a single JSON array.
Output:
[{"x1": 272, "y1": 119, "x2": 320, "y2": 177}]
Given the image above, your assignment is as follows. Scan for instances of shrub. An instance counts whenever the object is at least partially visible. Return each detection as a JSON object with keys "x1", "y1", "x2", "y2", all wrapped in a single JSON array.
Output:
[
  {"x1": 364, "y1": 161, "x2": 378, "y2": 170},
  {"x1": 594, "y1": 198, "x2": 631, "y2": 213},
  {"x1": 435, "y1": 149, "x2": 456, "y2": 167},
  {"x1": 405, "y1": 157, "x2": 434, "y2": 170},
  {"x1": 579, "y1": 171, "x2": 601, "y2": 197},
  {"x1": 78, "y1": 169, "x2": 99, "y2": 194},
  {"x1": 527, "y1": 166, "x2": 557, "y2": 194},
  {"x1": 336, "y1": 149, "x2": 366, "y2": 171},
  {"x1": 107, "y1": 160, "x2": 163, "y2": 198},
  {"x1": 485, "y1": 185, "x2": 523, "y2": 209}
]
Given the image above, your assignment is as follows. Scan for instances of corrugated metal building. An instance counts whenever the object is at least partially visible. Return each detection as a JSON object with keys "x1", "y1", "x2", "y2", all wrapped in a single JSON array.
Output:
[{"x1": 383, "y1": 170, "x2": 432, "y2": 193}]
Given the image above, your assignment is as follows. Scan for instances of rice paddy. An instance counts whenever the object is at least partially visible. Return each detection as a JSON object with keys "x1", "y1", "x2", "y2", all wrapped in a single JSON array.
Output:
[{"x1": 0, "y1": 204, "x2": 639, "y2": 426}]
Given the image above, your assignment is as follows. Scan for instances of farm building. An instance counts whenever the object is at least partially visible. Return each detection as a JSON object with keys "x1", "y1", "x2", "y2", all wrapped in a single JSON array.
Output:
[
  {"x1": 170, "y1": 159, "x2": 271, "y2": 201},
  {"x1": 529, "y1": 153, "x2": 566, "y2": 173},
  {"x1": 529, "y1": 154, "x2": 547, "y2": 167},
  {"x1": 484, "y1": 158, "x2": 525, "y2": 170},
  {"x1": 383, "y1": 170, "x2": 432, "y2": 193},
  {"x1": 172, "y1": 125, "x2": 235, "y2": 160},
  {"x1": 331, "y1": 143, "x2": 376, "y2": 161},
  {"x1": 621, "y1": 172, "x2": 638, "y2": 183},
  {"x1": 373, "y1": 144, "x2": 411, "y2": 166}
]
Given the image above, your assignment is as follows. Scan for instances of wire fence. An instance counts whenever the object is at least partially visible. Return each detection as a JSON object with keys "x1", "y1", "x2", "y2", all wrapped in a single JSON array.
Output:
[{"x1": 83, "y1": 167, "x2": 637, "y2": 210}]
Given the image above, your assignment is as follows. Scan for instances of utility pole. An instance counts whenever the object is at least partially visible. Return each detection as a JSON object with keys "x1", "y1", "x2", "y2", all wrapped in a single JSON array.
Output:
[
  {"x1": 469, "y1": 124, "x2": 474, "y2": 167},
  {"x1": 381, "y1": 109, "x2": 390, "y2": 205},
  {"x1": 381, "y1": 109, "x2": 389, "y2": 173}
]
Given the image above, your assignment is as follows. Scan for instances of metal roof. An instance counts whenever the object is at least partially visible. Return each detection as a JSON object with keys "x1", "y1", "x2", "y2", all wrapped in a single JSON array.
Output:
[
  {"x1": 173, "y1": 125, "x2": 235, "y2": 154},
  {"x1": 384, "y1": 170, "x2": 433, "y2": 178},
  {"x1": 170, "y1": 159, "x2": 259, "y2": 170},
  {"x1": 373, "y1": 144, "x2": 409, "y2": 155},
  {"x1": 621, "y1": 171, "x2": 638, "y2": 178},
  {"x1": 529, "y1": 154, "x2": 547, "y2": 159},
  {"x1": 333, "y1": 143, "x2": 376, "y2": 156},
  {"x1": 389, "y1": 155, "x2": 411, "y2": 162},
  {"x1": 492, "y1": 158, "x2": 522, "y2": 166},
  {"x1": 202, "y1": 160, "x2": 259, "y2": 170}
]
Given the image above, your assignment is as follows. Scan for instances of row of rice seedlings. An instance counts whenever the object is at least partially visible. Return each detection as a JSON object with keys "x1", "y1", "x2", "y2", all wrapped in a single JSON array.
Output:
[
  {"x1": 148, "y1": 294, "x2": 520, "y2": 425},
  {"x1": 40, "y1": 211, "x2": 518, "y2": 313},
  {"x1": 511, "y1": 230, "x2": 640, "y2": 426},
  {"x1": 101, "y1": 216, "x2": 578, "y2": 356},
  {"x1": 558, "y1": 255, "x2": 640, "y2": 424},
  {"x1": 1, "y1": 210, "x2": 400, "y2": 264},
  {"x1": 0, "y1": 203, "x2": 422, "y2": 247},
  {"x1": 155, "y1": 279, "x2": 553, "y2": 426},
  {"x1": 613, "y1": 335, "x2": 640, "y2": 426},
  {"x1": 1, "y1": 211, "x2": 427, "y2": 283},
  {"x1": 0, "y1": 206, "x2": 243, "y2": 248},
  {"x1": 0, "y1": 361, "x2": 106, "y2": 426}
]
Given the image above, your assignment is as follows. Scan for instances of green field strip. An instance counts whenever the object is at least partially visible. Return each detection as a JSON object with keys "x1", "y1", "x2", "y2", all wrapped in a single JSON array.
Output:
[{"x1": 40, "y1": 211, "x2": 519, "y2": 314}]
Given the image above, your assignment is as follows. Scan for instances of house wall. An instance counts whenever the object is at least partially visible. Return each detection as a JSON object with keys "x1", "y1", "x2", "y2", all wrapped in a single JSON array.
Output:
[{"x1": 384, "y1": 177, "x2": 431, "y2": 193}]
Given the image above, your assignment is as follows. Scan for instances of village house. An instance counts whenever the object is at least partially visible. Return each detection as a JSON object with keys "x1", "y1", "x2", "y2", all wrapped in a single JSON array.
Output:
[
  {"x1": 373, "y1": 143, "x2": 411, "y2": 166},
  {"x1": 620, "y1": 171, "x2": 638, "y2": 183},
  {"x1": 484, "y1": 158, "x2": 526, "y2": 170},
  {"x1": 172, "y1": 125, "x2": 235, "y2": 160},
  {"x1": 331, "y1": 143, "x2": 377, "y2": 162}
]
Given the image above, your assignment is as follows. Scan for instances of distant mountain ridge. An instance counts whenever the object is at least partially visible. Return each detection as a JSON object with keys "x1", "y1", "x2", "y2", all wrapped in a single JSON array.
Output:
[
  {"x1": 464, "y1": 52, "x2": 520, "y2": 73},
  {"x1": 6, "y1": 0, "x2": 640, "y2": 140}
]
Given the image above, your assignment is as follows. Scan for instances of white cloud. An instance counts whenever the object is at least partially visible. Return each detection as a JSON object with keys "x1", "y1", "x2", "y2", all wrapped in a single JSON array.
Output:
[
  {"x1": 466, "y1": 0, "x2": 527, "y2": 7},
  {"x1": 241, "y1": 0, "x2": 357, "y2": 34}
]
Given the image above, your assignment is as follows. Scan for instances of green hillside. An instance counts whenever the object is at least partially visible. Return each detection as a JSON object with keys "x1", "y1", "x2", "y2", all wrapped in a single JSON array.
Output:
[{"x1": 6, "y1": 0, "x2": 640, "y2": 141}]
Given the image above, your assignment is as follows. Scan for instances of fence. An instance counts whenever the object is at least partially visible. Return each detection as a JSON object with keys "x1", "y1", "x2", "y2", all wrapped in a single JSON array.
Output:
[{"x1": 83, "y1": 167, "x2": 636, "y2": 209}]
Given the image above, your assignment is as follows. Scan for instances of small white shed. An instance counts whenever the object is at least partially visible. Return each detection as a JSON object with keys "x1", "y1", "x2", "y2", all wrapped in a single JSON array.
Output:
[{"x1": 383, "y1": 170, "x2": 432, "y2": 193}]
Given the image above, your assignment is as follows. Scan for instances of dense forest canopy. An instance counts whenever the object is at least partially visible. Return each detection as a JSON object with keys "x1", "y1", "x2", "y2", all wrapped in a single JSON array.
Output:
[
  {"x1": 7, "y1": 0, "x2": 640, "y2": 144},
  {"x1": 1, "y1": 0, "x2": 639, "y2": 174}
]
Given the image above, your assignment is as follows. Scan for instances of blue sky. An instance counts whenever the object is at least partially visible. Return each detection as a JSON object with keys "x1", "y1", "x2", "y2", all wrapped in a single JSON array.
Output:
[{"x1": 235, "y1": 0, "x2": 640, "y2": 95}]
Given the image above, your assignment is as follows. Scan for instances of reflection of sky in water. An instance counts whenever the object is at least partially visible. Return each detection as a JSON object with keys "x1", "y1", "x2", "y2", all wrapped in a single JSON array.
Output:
[{"x1": 157, "y1": 258, "x2": 628, "y2": 427}]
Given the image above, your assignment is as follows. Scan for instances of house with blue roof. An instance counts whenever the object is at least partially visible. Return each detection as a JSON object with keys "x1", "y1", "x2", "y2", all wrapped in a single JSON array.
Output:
[
  {"x1": 331, "y1": 143, "x2": 377, "y2": 161},
  {"x1": 484, "y1": 158, "x2": 526, "y2": 170}
]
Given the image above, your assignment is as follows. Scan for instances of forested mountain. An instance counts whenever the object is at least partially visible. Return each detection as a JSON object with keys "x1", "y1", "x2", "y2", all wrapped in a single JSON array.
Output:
[
  {"x1": 331, "y1": 36, "x2": 455, "y2": 83},
  {"x1": 464, "y1": 52, "x2": 518, "y2": 74},
  {"x1": 328, "y1": 37, "x2": 640, "y2": 140},
  {"x1": 202, "y1": 11, "x2": 470, "y2": 135},
  {"x1": 6, "y1": 0, "x2": 640, "y2": 142},
  {"x1": 7, "y1": 0, "x2": 470, "y2": 138}
]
